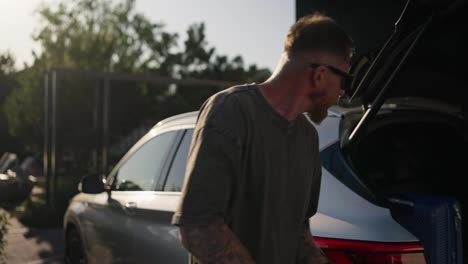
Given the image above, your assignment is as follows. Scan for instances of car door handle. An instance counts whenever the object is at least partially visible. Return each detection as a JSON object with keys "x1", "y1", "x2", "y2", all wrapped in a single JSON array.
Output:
[{"x1": 123, "y1": 202, "x2": 137, "y2": 216}]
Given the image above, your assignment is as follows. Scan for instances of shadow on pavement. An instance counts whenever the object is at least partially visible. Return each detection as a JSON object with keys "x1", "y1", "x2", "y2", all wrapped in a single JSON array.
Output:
[
  {"x1": 1, "y1": 179, "x2": 66, "y2": 264},
  {"x1": 3, "y1": 213, "x2": 65, "y2": 264}
]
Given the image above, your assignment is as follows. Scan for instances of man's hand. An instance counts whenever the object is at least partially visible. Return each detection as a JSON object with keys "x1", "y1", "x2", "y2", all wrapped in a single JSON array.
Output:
[
  {"x1": 297, "y1": 229, "x2": 333, "y2": 264},
  {"x1": 179, "y1": 223, "x2": 255, "y2": 264}
]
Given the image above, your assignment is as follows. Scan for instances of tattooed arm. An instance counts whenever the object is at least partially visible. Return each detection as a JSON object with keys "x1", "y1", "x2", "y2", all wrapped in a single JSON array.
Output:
[
  {"x1": 179, "y1": 223, "x2": 255, "y2": 264},
  {"x1": 297, "y1": 229, "x2": 333, "y2": 264}
]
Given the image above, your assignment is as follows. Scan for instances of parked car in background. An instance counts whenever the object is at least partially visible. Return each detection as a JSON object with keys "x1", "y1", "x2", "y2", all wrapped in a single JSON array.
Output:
[
  {"x1": 64, "y1": 0, "x2": 466, "y2": 263},
  {"x1": 0, "y1": 152, "x2": 37, "y2": 202}
]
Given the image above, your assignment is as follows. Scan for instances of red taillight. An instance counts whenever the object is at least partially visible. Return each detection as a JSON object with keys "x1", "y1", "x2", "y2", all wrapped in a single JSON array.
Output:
[{"x1": 314, "y1": 237, "x2": 426, "y2": 264}]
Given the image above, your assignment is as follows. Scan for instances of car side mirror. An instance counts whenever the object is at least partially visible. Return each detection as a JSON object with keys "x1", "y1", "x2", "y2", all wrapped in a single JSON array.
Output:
[{"x1": 78, "y1": 173, "x2": 106, "y2": 194}]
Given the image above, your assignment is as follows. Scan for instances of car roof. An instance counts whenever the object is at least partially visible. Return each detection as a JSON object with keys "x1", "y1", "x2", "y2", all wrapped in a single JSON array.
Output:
[
  {"x1": 151, "y1": 109, "x2": 345, "y2": 151},
  {"x1": 152, "y1": 108, "x2": 349, "y2": 130},
  {"x1": 151, "y1": 111, "x2": 198, "y2": 131}
]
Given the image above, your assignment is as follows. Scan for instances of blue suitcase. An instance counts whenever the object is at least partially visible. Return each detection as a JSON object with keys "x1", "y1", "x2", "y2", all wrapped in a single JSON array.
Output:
[{"x1": 388, "y1": 193, "x2": 463, "y2": 264}]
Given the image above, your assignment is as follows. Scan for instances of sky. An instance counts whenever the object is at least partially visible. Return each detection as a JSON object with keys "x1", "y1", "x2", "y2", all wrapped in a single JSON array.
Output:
[{"x1": 0, "y1": 0, "x2": 295, "y2": 72}]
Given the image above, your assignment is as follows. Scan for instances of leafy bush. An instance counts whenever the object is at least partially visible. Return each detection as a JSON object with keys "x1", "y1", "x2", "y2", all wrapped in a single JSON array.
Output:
[{"x1": 0, "y1": 210, "x2": 9, "y2": 259}]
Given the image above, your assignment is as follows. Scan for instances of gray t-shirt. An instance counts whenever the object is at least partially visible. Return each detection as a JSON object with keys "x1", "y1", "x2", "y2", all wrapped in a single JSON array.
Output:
[{"x1": 172, "y1": 84, "x2": 322, "y2": 264}]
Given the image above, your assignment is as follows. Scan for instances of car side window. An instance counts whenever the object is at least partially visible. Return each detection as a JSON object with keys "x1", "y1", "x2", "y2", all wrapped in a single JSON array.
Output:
[
  {"x1": 115, "y1": 131, "x2": 177, "y2": 191},
  {"x1": 163, "y1": 129, "x2": 194, "y2": 192}
]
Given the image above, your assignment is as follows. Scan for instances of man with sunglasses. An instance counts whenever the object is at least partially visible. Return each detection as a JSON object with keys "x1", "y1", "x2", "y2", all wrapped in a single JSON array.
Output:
[
  {"x1": 173, "y1": 12, "x2": 354, "y2": 264},
  {"x1": 305, "y1": 62, "x2": 353, "y2": 123}
]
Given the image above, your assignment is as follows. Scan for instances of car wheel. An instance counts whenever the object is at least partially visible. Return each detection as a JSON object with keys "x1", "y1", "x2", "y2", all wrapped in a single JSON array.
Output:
[{"x1": 65, "y1": 227, "x2": 86, "y2": 264}]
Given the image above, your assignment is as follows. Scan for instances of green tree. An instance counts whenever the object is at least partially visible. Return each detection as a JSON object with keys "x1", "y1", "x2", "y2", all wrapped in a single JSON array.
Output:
[
  {"x1": 3, "y1": 0, "x2": 271, "y2": 153},
  {"x1": 1, "y1": 0, "x2": 271, "y2": 217},
  {"x1": 32, "y1": 0, "x2": 178, "y2": 73},
  {"x1": 2, "y1": 61, "x2": 43, "y2": 152},
  {"x1": 0, "y1": 52, "x2": 15, "y2": 75},
  {"x1": 178, "y1": 23, "x2": 270, "y2": 83},
  {"x1": 0, "y1": 52, "x2": 20, "y2": 154},
  {"x1": 3, "y1": 0, "x2": 178, "y2": 151}
]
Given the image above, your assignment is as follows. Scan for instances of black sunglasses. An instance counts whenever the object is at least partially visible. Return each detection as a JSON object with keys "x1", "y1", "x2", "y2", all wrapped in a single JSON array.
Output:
[{"x1": 309, "y1": 63, "x2": 354, "y2": 93}]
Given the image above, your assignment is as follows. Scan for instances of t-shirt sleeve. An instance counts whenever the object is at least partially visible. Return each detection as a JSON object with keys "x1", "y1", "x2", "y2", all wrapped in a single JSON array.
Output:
[{"x1": 172, "y1": 123, "x2": 241, "y2": 226}]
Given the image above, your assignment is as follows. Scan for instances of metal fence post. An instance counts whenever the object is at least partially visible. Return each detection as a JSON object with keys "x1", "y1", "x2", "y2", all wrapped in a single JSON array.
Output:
[
  {"x1": 102, "y1": 77, "x2": 110, "y2": 175},
  {"x1": 51, "y1": 69, "x2": 57, "y2": 207},
  {"x1": 43, "y1": 71, "x2": 50, "y2": 205}
]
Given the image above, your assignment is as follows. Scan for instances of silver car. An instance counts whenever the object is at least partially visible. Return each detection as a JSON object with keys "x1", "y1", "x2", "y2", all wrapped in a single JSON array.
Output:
[
  {"x1": 64, "y1": 1, "x2": 466, "y2": 263},
  {"x1": 63, "y1": 98, "x2": 466, "y2": 263}
]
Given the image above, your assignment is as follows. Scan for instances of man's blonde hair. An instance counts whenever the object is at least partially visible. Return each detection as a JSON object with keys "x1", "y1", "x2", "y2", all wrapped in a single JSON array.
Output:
[{"x1": 284, "y1": 12, "x2": 354, "y2": 61}]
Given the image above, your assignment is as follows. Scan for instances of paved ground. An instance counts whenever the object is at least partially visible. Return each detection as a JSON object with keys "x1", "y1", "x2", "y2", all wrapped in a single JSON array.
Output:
[
  {"x1": 1, "y1": 180, "x2": 65, "y2": 264},
  {"x1": 2, "y1": 213, "x2": 64, "y2": 264}
]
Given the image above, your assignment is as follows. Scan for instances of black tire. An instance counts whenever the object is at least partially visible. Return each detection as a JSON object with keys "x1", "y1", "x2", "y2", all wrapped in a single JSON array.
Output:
[{"x1": 65, "y1": 227, "x2": 86, "y2": 264}]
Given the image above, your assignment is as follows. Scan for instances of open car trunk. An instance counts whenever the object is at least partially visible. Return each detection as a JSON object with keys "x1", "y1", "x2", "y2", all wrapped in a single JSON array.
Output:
[
  {"x1": 342, "y1": 107, "x2": 467, "y2": 263},
  {"x1": 335, "y1": 0, "x2": 468, "y2": 261}
]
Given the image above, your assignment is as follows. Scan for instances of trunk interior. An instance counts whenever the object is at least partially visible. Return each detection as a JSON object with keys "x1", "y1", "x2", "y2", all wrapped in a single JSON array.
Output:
[{"x1": 343, "y1": 108, "x2": 467, "y2": 262}]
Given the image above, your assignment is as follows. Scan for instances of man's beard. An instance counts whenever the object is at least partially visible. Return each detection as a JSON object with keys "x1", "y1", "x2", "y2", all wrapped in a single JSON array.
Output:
[
  {"x1": 306, "y1": 91, "x2": 332, "y2": 125},
  {"x1": 306, "y1": 107, "x2": 327, "y2": 124}
]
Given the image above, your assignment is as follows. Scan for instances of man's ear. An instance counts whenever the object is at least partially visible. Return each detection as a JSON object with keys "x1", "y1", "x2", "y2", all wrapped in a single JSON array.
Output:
[{"x1": 309, "y1": 66, "x2": 326, "y2": 93}]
